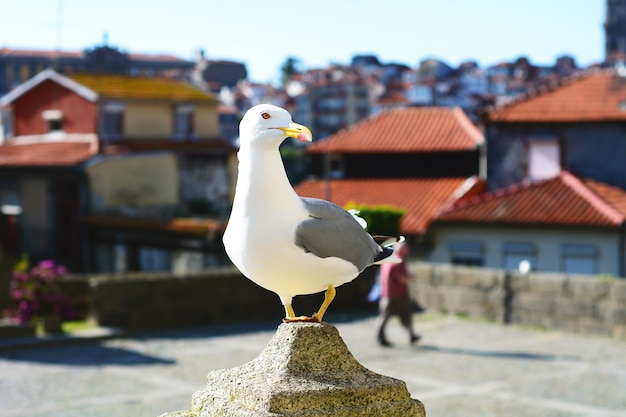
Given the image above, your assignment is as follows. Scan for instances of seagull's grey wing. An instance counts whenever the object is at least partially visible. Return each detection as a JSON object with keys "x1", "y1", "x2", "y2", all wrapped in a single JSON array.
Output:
[{"x1": 295, "y1": 197, "x2": 382, "y2": 271}]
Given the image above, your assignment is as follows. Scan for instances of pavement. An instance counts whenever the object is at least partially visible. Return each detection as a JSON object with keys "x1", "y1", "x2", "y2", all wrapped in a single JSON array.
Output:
[{"x1": 0, "y1": 312, "x2": 625, "y2": 417}]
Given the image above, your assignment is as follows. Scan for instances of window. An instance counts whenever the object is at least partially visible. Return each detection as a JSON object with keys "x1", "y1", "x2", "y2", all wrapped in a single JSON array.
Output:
[
  {"x1": 502, "y1": 242, "x2": 536, "y2": 272},
  {"x1": 102, "y1": 112, "x2": 123, "y2": 137},
  {"x1": 561, "y1": 244, "x2": 597, "y2": 275},
  {"x1": 0, "y1": 179, "x2": 21, "y2": 215},
  {"x1": 102, "y1": 102, "x2": 125, "y2": 139},
  {"x1": 19, "y1": 64, "x2": 30, "y2": 82},
  {"x1": 6, "y1": 65, "x2": 15, "y2": 89},
  {"x1": 326, "y1": 154, "x2": 345, "y2": 179},
  {"x1": 49, "y1": 119, "x2": 63, "y2": 132},
  {"x1": 449, "y1": 241, "x2": 484, "y2": 266},
  {"x1": 42, "y1": 109, "x2": 63, "y2": 132},
  {"x1": 174, "y1": 105, "x2": 195, "y2": 139},
  {"x1": 1, "y1": 108, "x2": 13, "y2": 141},
  {"x1": 528, "y1": 137, "x2": 560, "y2": 180},
  {"x1": 140, "y1": 247, "x2": 171, "y2": 272}
]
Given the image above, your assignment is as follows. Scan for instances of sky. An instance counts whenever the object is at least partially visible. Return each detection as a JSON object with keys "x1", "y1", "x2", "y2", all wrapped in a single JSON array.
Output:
[{"x1": 0, "y1": 0, "x2": 606, "y2": 84}]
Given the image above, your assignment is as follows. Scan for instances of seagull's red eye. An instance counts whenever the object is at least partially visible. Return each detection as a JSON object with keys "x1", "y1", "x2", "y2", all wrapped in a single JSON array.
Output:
[{"x1": 261, "y1": 112, "x2": 271, "y2": 120}]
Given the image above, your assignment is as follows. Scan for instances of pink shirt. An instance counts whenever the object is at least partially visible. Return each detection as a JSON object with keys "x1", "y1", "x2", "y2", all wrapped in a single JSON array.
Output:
[{"x1": 380, "y1": 261, "x2": 409, "y2": 298}]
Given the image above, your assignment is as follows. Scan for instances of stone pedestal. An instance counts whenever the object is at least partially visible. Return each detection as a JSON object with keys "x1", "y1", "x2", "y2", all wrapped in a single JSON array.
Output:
[{"x1": 161, "y1": 322, "x2": 425, "y2": 417}]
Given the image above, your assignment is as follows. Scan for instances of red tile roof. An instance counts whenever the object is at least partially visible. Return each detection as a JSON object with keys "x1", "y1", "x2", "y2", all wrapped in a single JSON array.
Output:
[
  {"x1": 583, "y1": 177, "x2": 626, "y2": 219},
  {"x1": 434, "y1": 171, "x2": 626, "y2": 228},
  {"x1": 294, "y1": 177, "x2": 476, "y2": 234},
  {"x1": 307, "y1": 107, "x2": 483, "y2": 153},
  {"x1": 68, "y1": 73, "x2": 216, "y2": 102},
  {"x1": 487, "y1": 70, "x2": 626, "y2": 122},
  {"x1": 0, "y1": 139, "x2": 97, "y2": 167}
]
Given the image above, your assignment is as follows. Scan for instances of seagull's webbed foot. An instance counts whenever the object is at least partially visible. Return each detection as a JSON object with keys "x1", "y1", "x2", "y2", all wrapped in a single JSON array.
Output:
[
  {"x1": 282, "y1": 316, "x2": 320, "y2": 323},
  {"x1": 282, "y1": 303, "x2": 312, "y2": 323},
  {"x1": 281, "y1": 285, "x2": 336, "y2": 323}
]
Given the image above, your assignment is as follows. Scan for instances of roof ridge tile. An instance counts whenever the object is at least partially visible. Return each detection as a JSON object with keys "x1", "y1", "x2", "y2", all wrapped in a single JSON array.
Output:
[{"x1": 559, "y1": 171, "x2": 624, "y2": 224}]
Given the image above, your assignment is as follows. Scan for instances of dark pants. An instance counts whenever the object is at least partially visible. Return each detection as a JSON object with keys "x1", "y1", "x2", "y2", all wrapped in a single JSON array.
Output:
[{"x1": 375, "y1": 296, "x2": 417, "y2": 342}]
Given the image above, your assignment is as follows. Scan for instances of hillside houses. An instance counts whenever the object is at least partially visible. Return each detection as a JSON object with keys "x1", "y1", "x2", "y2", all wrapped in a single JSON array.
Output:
[
  {"x1": 430, "y1": 69, "x2": 626, "y2": 276},
  {"x1": 292, "y1": 66, "x2": 626, "y2": 278},
  {"x1": 0, "y1": 39, "x2": 624, "y2": 279},
  {"x1": 0, "y1": 45, "x2": 195, "y2": 96},
  {"x1": 281, "y1": 54, "x2": 584, "y2": 139}
]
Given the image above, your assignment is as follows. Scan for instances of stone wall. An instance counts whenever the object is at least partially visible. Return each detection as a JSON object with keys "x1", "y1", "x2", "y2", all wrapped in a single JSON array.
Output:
[
  {"x1": 409, "y1": 262, "x2": 626, "y2": 338},
  {"x1": 57, "y1": 262, "x2": 626, "y2": 337},
  {"x1": 60, "y1": 268, "x2": 377, "y2": 331}
]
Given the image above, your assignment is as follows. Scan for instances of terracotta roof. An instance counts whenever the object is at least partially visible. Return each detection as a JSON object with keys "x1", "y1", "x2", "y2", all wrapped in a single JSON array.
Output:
[
  {"x1": 0, "y1": 140, "x2": 97, "y2": 167},
  {"x1": 583, "y1": 177, "x2": 626, "y2": 218},
  {"x1": 68, "y1": 73, "x2": 216, "y2": 102},
  {"x1": 294, "y1": 177, "x2": 476, "y2": 234},
  {"x1": 307, "y1": 107, "x2": 483, "y2": 154},
  {"x1": 434, "y1": 171, "x2": 626, "y2": 228},
  {"x1": 487, "y1": 70, "x2": 626, "y2": 122}
]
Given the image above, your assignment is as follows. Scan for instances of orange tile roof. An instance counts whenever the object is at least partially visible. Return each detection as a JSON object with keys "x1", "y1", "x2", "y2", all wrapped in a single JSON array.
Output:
[
  {"x1": 307, "y1": 107, "x2": 483, "y2": 153},
  {"x1": 0, "y1": 141, "x2": 97, "y2": 167},
  {"x1": 434, "y1": 172, "x2": 626, "y2": 228},
  {"x1": 583, "y1": 177, "x2": 626, "y2": 218},
  {"x1": 294, "y1": 177, "x2": 474, "y2": 234},
  {"x1": 67, "y1": 73, "x2": 217, "y2": 102},
  {"x1": 487, "y1": 70, "x2": 626, "y2": 122}
]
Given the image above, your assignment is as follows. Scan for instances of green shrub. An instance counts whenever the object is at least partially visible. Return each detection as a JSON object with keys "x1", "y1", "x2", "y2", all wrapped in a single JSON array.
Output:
[{"x1": 344, "y1": 202, "x2": 406, "y2": 236}]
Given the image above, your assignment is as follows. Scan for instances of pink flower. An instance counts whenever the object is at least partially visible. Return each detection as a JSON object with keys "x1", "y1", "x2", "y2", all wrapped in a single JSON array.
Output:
[{"x1": 38, "y1": 260, "x2": 55, "y2": 269}]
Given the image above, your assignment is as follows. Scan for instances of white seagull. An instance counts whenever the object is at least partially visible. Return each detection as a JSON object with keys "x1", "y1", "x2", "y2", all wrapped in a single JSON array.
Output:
[{"x1": 223, "y1": 104, "x2": 400, "y2": 322}]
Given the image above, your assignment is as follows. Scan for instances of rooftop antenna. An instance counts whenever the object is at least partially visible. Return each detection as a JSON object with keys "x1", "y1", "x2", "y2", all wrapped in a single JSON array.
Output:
[
  {"x1": 55, "y1": 0, "x2": 63, "y2": 51},
  {"x1": 53, "y1": 0, "x2": 63, "y2": 70}
]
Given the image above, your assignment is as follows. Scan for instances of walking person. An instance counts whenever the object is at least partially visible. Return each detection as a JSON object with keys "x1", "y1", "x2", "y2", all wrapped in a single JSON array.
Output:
[{"x1": 375, "y1": 242, "x2": 421, "y2": 347}]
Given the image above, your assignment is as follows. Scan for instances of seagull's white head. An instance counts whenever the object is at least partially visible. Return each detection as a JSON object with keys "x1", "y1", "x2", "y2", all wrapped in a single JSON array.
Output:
[{"x1": 239, "y1": 104, "x2": 312, "y2": 149}]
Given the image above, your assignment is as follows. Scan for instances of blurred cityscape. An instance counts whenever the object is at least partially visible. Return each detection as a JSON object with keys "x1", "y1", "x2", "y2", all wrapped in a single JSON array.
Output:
[{"x1": 1, "y1": 0, "x2": 626, "y2": 280}]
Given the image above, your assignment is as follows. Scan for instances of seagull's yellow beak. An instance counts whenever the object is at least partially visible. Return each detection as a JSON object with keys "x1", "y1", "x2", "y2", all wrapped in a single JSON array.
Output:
[{"x1": 279, "y1": 122, "x2": 312, "y2": 142}]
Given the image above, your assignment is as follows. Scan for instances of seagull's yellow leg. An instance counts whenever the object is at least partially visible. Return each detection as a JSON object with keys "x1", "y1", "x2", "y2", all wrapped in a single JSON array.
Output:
[
  {"x1": 312, "y1": 285, "x2": 336, "y2": 323},
  {"x1": 285, "y1": 304, "x2": 296, "y2": 319}
]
